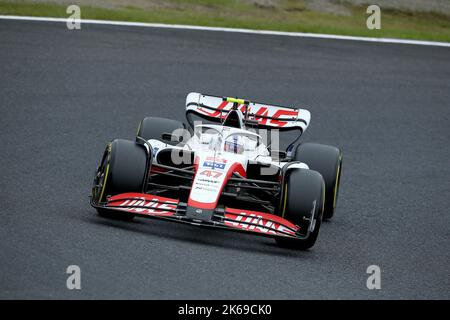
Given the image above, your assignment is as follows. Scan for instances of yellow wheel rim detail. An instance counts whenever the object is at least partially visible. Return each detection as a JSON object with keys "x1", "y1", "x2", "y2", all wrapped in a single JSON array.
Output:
[
  {"x1": 281, "y1": 183, "x2": 288, "y2": 218},
  {"x1": 98, "y1": 163, "x2": 110, "y2": 202},
  {"x1": 333, "y1": 154, "x2": 342, "y2": 208},
  {"x1": 322, "y1": 181, "x2": 325, "y2": 213},
  {"x1": 98, "y1": 143, "x2": 112, "y2": 202}
]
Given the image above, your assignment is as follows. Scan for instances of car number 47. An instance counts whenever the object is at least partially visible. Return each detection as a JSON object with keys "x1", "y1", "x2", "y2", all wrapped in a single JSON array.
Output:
[{"x1": 200, "y1": 170, "x2": 223, "y2": 178}]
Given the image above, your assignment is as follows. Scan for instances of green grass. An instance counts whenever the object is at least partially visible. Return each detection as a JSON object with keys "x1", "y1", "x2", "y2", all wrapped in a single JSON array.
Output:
[{"x1": 1, "y1": 0, "x2": 449, "y2": 42}]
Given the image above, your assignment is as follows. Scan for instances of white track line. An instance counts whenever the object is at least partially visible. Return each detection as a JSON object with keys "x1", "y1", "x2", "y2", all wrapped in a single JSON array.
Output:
[{"x1": 1, "y1": 15, "x2": 449, "y2": 47}]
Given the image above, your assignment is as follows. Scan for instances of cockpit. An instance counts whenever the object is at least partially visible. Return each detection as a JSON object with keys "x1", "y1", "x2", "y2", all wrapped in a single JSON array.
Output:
[{"x1": 192, "y1": 124, "x2": 263, "y2": 155}]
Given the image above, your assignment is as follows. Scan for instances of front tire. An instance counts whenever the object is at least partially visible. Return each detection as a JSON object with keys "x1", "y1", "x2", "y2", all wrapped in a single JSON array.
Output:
[
  {"x1": 92, "y1": 139, "x2": 148, "y2": 221},
  {"x1": 294, "y1": 143, "x2": 342, "y2": 220},
  {"x1": 276, "y1": 169, "x2": 325, "y2": 250}
]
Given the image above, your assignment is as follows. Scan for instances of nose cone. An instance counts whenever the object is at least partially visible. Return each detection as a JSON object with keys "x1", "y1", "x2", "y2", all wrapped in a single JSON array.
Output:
[{"x1": 187, "y1": 152, "x2": 246, "y2": 210}]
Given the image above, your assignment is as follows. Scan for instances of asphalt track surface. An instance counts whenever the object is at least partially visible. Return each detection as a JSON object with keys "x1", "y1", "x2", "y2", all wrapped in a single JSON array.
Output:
[{"x1": 0, "y1": 20, "x2": 449, "y2": 299}]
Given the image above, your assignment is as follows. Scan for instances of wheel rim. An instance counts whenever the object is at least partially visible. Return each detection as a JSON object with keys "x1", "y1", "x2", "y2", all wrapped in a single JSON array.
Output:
[{"x1": 92, "y1": 144, "x2": 111, "y2": 203}]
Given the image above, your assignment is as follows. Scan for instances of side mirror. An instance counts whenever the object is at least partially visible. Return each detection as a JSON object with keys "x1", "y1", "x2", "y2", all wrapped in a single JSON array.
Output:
[
  {"x1": 271, "y1": 150, "x2": 287, "y2": 160},
  {"x1": 161, "y1": 132, "x2": 184, "y2": 144}
]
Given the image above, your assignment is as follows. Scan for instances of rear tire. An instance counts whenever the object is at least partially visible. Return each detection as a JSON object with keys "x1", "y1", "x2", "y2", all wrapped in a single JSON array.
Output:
[
  {"x1": 294, "y1": 143, "x2": 342, "y2": 220},
  {"x1": 136, "y1": 117, "x2": 186, "y2": 144},
  {"x1": 92, "y1": 139, "x2": 148, "y2": 221},
  {"x1": 276, "y1": 169, "x2": 325, "y2": 250}
]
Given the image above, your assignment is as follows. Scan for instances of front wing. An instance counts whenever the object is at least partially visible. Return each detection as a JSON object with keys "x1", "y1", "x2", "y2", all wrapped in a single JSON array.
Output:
[{"x1": 91, "y1": 193, "x2": 308, "y2": 240}]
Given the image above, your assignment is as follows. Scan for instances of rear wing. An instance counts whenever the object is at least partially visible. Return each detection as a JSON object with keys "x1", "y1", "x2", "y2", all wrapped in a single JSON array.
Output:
[{"x1": 185, "y1": 92, "x2": 310, "y2": 133}]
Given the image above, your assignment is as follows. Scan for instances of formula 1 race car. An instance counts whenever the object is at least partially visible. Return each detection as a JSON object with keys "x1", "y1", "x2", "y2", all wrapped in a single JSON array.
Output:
[{"x1": 91, "y1": 93, "x2": 342, "y2": 249}]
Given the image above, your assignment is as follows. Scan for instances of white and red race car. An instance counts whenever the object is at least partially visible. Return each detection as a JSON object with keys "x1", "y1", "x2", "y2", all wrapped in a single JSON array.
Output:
[{"x1": 91, "y1": 93, "x2": 343, "y2": 249}]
